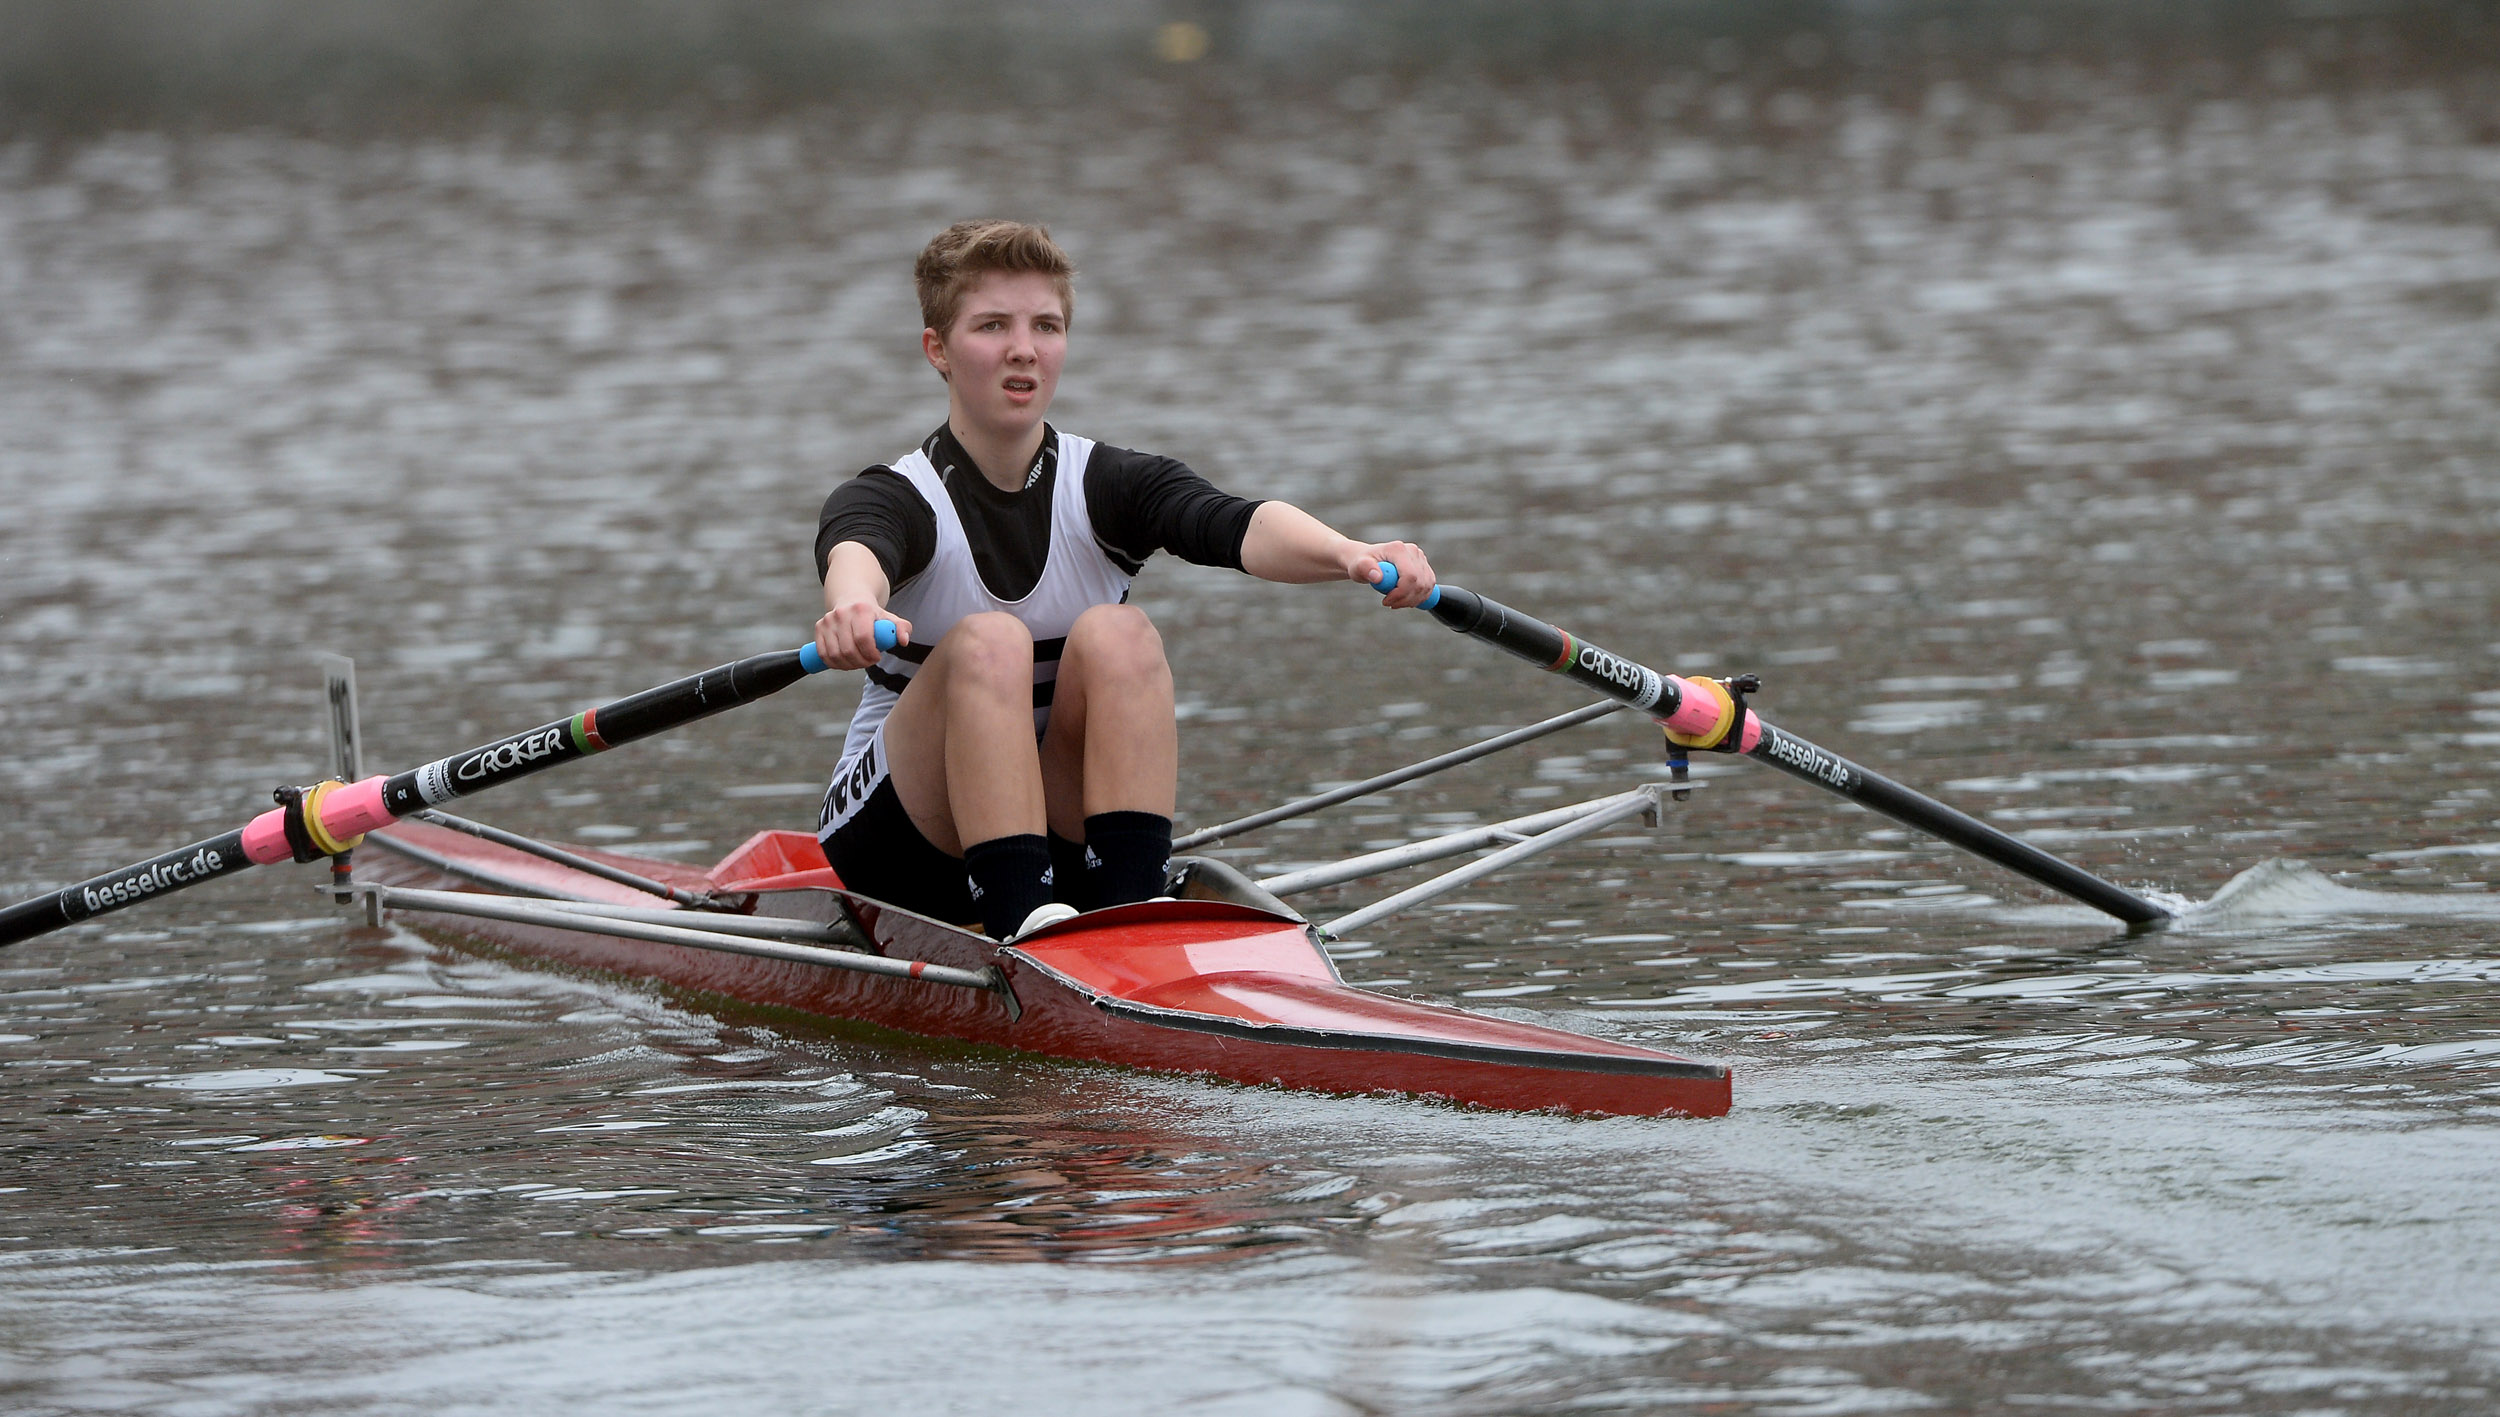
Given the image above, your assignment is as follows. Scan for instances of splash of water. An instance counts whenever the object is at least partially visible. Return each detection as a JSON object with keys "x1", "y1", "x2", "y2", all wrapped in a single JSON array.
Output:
[{"x1": 2167, "y1": 858, "x2": 2500, "y2": 928}]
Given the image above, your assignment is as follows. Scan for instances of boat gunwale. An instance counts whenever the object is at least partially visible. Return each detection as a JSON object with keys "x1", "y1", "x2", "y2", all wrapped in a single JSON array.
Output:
[{"x1": 1066, "y1": 976, "x2": 1731, "y2": 1080}]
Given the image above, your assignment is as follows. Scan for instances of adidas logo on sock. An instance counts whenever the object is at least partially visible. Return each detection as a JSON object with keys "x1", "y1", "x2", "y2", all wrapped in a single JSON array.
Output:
[{"x1": 1084, "y1": 847, "x2": 1101, "y2": 869}]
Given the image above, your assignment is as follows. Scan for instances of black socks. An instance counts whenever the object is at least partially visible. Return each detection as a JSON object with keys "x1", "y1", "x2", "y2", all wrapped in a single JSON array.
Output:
[
  {"x1": 963, "y1": 834, "x2": 1054, "y2": 940},
  {"x1": 1082, "y1": 811, "x2": 1172, "y2": 909},
  {"x1": 967, "y1": 815, "x2": 1171, "y2": 935},
  {"x1": 1046, "y1": 831, "x2": 1088, "y2": 908}
]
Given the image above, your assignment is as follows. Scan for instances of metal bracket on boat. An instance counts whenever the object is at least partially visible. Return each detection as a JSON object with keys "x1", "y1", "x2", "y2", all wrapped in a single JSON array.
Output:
[
  {"x1": 1260, "y1": 783, "x2": 1687, "y2": 902},
  {"x1": 333, "y1": 862, "x2": 385, "y2": 928},
  {"x1": 344, "y1": 882, "x2": 1017, "y2": 1004},
  {"x1": 1176, "y1": 699, "x2": 1628, "y2": 850},
  {"x1": 1317, "y1": 783, "x2": 1679, "y2": 939},
  {"x1": 320, "y1": 655, "x2": 372, "y2": 914},
  {"x1": 1165, "y1": 856, "x2": 1308, "y2": 922},
  {"x1": 407, "y1": 809, "x2": 726, "y2": 911},
  {"x1": 360, "y1": 826, "x2": 618, "y2": 904}
]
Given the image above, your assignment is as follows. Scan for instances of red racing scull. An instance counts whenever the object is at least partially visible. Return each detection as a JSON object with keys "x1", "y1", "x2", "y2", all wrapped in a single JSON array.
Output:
[{"x1": 354, "y1": 816, "x2": 1734, "y2": 1118}]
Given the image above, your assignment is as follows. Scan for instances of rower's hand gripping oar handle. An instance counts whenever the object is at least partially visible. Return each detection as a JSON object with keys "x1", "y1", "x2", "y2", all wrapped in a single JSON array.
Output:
[
  {"x1": 796, "y1": 619, "x2": 899, "y2": 674},
  {"x1": 0, "y1": 628, "x2": 899, "y2": 949},
  {"x1": 1370, "y1": 561, "x2": 1441, "y2": 610}
]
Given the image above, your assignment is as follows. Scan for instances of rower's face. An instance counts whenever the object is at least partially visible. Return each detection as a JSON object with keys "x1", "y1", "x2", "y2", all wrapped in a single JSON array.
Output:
[{"x1": 925, "y1": 270, "x2": 1067, "y2": 433}]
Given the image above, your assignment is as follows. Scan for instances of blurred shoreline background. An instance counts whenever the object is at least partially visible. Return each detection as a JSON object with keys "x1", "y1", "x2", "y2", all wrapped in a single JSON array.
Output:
[{"x1": 4, "y1": 1, "x2": 2494, "y2": 131}]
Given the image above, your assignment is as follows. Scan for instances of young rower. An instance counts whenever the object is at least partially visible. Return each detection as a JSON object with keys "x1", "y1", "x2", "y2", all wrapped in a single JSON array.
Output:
[{"x1": 812, "y1": 219, "x2": 1437, "y2": 940}]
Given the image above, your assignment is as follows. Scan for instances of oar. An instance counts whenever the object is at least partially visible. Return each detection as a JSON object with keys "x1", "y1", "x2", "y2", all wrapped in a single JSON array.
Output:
[
  {"x1": 1375, "y1": 568, "x2": 2171, "y2": 927},
  {"x1": 0, "y1": 625, "x2": 896, "y2": 949}
]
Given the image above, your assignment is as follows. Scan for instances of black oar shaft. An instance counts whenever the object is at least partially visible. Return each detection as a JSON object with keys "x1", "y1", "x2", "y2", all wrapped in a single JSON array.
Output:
[
  {"x1": 375, "y1": 650, "x2": 815, "y2": 816},
  {"x1": 0, "y1": 647, "x2": 824, "y2": 949},
  {"x1": 1422, "y1": 585, "x2": 1679, "y2": 713},
  {"x1": 1743, "y1": 723, "x2": 2169, "y2": 925},
  {"x1": 1420, "y1": 585, "x2": 2170, "y2": 926},
  {"x1": 0, "y1": 830, "x2": 257, "y2": 946}
]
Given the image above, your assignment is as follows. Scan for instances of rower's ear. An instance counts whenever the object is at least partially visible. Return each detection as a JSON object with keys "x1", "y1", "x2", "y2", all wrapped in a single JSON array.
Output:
[{"x1": 922, "y1": 327, "x2": 950, "y2": 382}]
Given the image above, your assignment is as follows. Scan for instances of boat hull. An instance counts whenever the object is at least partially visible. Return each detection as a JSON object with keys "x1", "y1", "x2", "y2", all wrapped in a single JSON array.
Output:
[{"x1": 360, "y1": 821, "x2": 1730, "y2": 1118}]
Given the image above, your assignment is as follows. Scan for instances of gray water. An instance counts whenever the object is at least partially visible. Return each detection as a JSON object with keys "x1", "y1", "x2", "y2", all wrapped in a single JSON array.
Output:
[{"x1": 5, "y1": 6, "x2": 2500, "y2": 1412}]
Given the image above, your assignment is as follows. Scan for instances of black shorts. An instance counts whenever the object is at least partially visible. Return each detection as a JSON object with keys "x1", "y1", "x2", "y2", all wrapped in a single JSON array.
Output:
[
  {"x1": 819, "y1": 775, "x2": 977, "y2": 926},
  {"x1": 820, "y1": 716, "x2": 1085, "y2": 923}
]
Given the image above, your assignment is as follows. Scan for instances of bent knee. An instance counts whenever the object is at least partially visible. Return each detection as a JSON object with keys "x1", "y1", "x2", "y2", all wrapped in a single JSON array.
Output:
[
  {"x1": 941, "y1": 612, "x2": 1037, "y2": 683},
  {"x1": 1067, "y1": 605, "x2": 1170, "y2": 681}
]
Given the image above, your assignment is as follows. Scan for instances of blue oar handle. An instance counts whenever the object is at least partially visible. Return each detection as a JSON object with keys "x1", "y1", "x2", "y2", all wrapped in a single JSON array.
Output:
[
  {"x1": 1370, "y1": 561, "x2": 1441, "y2": 609},
  {"x1": 796, "y1": 620, "x2": 900, "y2": 674}
]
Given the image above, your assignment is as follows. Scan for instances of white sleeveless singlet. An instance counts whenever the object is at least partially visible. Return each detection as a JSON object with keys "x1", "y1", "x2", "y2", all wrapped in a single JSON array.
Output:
[{"x1": 820, "y1": 430, "x2": 1134, "y2": 836}]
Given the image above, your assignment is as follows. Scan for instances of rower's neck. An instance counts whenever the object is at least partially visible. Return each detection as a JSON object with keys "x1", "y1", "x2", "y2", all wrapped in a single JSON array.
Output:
[{"x1": 948, "y1": 420, "x2": 1049, "y2": 493}]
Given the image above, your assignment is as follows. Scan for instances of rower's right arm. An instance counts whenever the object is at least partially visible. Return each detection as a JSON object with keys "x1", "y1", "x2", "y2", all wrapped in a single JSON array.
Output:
[{"x1": 817, "y1": 542, "x2": 910, "y2": 670}]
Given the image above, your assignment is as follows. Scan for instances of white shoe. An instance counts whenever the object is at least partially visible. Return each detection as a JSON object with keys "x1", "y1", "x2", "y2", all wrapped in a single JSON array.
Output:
[{"x1": 1012, "y1": 902, "x2": 1080, "y2": 939}]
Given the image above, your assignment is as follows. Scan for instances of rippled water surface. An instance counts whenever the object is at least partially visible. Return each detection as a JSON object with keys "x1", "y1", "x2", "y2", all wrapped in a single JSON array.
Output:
[{"x1": 5, "y1": 8, "x2": 2500, "y2": 1413}]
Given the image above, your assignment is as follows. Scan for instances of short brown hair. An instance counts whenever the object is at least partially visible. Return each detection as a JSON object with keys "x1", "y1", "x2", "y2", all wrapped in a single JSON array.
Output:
[{"x1": 914, "y1": 220, "x2": 1076, "y2": 335}]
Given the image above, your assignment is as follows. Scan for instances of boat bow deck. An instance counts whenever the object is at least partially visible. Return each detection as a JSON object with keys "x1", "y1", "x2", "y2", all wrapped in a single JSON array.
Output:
[{"x1": 1008, "y1": 905, "x2": 1724, "y2": 1083}]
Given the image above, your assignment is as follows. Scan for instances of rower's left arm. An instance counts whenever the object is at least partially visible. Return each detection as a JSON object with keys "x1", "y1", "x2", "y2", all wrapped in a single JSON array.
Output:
[{"x1": 1239, "y1": 502, "x2": 1437, "y2": 610}]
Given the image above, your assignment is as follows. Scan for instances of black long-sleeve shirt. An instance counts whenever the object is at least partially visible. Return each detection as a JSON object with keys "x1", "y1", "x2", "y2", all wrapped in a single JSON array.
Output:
[{"x1": 815, "y1": 423, "x2": 1262, "y2": 598}]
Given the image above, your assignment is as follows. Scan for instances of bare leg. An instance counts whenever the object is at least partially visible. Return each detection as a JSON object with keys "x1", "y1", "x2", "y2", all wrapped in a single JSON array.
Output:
[
  {"x1": 881, "y1": 611, "x2": 1044, "y2": 857},
  {"x1": 1039, "y1": 604, "x2": 1177, "y2": 840}
]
